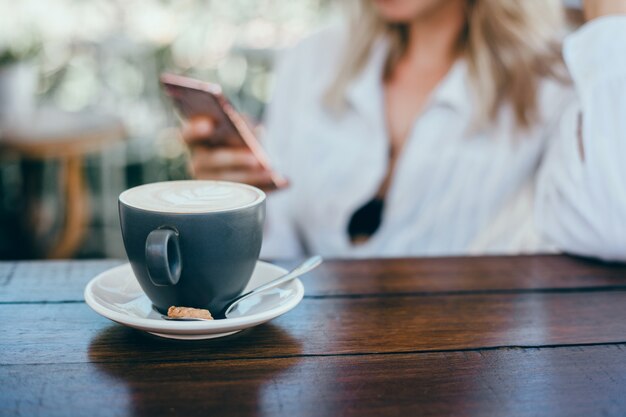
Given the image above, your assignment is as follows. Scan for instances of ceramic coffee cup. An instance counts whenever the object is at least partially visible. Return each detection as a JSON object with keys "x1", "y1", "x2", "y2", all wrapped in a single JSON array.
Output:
[{"x1": 118, "y1": 180, "x2": 265, "y2": 315}]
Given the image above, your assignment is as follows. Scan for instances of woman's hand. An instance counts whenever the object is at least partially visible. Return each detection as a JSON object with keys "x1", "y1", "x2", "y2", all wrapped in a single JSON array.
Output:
[
  {"x1": 182, "y1": 116, "x2": 276, "y2": 190},
  {"x1": 583, "y1": 0, "x2": 626, "y2": 20}
]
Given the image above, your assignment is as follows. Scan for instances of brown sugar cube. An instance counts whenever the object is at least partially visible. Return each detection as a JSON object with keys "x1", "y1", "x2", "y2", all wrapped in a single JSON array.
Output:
[{"x1": 167, "y1": 306, "x2": 213, "y2": 320}]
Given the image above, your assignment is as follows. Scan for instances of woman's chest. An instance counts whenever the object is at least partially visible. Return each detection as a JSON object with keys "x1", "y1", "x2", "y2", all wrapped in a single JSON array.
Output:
[{"x1": 287, "y1": 103, "x2": 548, "y2": 254}]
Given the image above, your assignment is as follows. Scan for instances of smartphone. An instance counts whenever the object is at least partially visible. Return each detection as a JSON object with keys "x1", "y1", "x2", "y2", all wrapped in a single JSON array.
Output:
[
  {"x1": 160, "y1": 73, "x2": 288, "y2": 189},
  {"x1": 562, "y1": 0, "x2": 582, "y2": 9}
]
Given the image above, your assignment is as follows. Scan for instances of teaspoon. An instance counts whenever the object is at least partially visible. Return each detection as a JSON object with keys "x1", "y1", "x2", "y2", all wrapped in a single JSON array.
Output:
[{"x1": 162, "y1": 255, "x2": 322, "y2": 321}]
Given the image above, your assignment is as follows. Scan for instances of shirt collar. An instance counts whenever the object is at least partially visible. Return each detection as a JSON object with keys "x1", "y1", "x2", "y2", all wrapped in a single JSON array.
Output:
[
  {"x1": 430, "y1": 58, "x2": 472, "y2": 115},
  {"x1": 345, "y1": 36, "x2": 472, "y2": 119},
  {"x1": 345, "y1": 36, "x2": 389, "y2": 123}
]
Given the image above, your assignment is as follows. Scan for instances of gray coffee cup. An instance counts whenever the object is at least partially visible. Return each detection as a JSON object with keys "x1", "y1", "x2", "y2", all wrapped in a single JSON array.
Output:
[{"x1": 118, "y1": 180, "x2": 265, "y2": 315}]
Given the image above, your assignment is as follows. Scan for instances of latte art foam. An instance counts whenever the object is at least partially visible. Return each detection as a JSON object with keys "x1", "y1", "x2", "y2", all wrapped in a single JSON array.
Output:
[{"x1": 120, "y1": 181, "x2": 264, "y2": 213}]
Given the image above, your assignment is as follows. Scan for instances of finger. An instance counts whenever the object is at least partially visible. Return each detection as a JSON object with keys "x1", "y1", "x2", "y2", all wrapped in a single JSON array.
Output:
[
  {"x1": 193, "y1": 168, "x2": 275, "y2": 188},
  {"x1": 181, "y1": 116, "x2": 215, "y2": 144},
  {"x1": 191, "y1": 147, "x2": 262, "y2": 170}
]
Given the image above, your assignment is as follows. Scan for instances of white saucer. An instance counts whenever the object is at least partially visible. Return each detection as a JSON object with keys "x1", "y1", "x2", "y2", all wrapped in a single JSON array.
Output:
[{"x1": 84, "y1": 261, "x2": 304, "y2": 340}]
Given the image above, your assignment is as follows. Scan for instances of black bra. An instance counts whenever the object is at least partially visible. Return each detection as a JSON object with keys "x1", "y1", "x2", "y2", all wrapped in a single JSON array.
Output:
[{"x1": 347, "y1": 197, "x2": 385, "y2": 244}]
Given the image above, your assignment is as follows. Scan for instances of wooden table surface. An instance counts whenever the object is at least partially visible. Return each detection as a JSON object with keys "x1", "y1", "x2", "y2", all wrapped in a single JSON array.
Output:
[{"x1": 2, "y1": 255, "x2": 626, "y2": 416}]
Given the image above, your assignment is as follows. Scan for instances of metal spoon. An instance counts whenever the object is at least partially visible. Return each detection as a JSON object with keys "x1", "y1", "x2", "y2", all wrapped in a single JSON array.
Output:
[{"x1": 161, "y1": 255, "x2": 323, "y2": 321}]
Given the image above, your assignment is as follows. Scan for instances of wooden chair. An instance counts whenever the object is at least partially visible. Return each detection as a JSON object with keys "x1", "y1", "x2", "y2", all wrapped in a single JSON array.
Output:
[{"x1": 0, "y1": 108, "x2": 125, "y2": 259}]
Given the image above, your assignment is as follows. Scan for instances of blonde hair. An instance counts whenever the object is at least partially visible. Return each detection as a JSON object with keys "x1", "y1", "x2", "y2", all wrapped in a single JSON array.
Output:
[{"x1": 325, "y1": 0, "x2": 567, "y2": 129}]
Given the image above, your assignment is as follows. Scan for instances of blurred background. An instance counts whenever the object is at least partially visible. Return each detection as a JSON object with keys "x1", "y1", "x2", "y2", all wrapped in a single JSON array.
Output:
[{"x1": 0, "y1": 0, "x2": 333, "y2": 260}]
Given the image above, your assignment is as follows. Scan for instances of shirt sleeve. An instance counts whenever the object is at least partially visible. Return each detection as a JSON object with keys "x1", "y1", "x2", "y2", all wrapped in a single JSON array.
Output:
[
  {"x1": 535, "y1": 16, "x2": 626, "y2": 261},
  {"x1": 258, "y1": 44, "x2": 306, "y2": 259}
]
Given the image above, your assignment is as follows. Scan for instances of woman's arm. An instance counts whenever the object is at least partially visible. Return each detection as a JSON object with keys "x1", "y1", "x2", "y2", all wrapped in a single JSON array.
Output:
[
  {"x1": 535, "y1": 10, "x2": 626, "y2": 261},
  {"x1": 583, "y1": 0, "x2": 626, "y2": 20}
]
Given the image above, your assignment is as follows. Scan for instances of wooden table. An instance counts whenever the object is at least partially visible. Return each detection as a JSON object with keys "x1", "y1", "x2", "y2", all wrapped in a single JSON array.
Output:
[{"x1": 2, "y1": 255, "x2": 626, "y2": 416}]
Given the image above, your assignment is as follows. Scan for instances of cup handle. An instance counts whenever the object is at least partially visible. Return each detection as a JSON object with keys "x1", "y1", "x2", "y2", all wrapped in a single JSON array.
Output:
[{"x1": 145, "y1": 228, "x2": 182, "y2": 286}]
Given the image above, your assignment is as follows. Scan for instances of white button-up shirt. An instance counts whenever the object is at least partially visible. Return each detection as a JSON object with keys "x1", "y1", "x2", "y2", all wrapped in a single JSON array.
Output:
[{"x1": 260, "y1": 16, "x2": 626, "y2": 261}]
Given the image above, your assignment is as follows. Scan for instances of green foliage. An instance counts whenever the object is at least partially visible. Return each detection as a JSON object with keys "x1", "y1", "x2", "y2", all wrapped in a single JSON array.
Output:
[
  {"x1": 0, "y1": 48, "x2": 38, "y2": 66},
  {"x1": 0, "y1": 44, "x2": 40, "y2": 66}
]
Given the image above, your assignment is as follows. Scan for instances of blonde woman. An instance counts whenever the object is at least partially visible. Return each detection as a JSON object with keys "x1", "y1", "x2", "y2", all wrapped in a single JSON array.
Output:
[{"x1": 184, "y1": 0, "x2": 626, "y2": 260}]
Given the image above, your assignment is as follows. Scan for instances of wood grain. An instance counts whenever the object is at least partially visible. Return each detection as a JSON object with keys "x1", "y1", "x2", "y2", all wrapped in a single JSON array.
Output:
[
  {"x1": 2, "y1": 344, "x2": 626, "y2": 417},
  {"x1": 3, "y1": 289, "x2": 626, "y2": 365},
  {"x1": 294, "y1": 255, "x2": 626, "y2": 296},
  {"x1": 2, "y1": 255, "x2": 626, "y2": 303},
  {"x1": 3, "y1": 256, "x2": 626, "y2": 417},
  {"x1": 0, "y1": 260, "x2": 123, "y2": 302}
]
